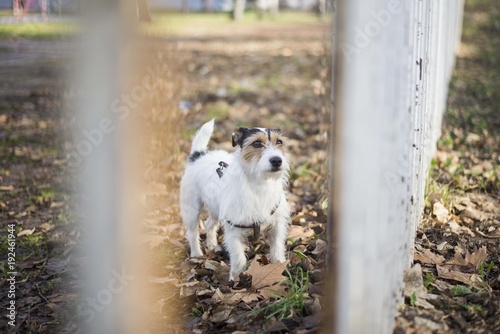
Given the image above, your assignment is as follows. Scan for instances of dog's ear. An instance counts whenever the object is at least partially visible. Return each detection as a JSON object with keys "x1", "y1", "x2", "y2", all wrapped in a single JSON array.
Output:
[{"x1": 232, "y1": 127, "x2": 248, "y2": 147}]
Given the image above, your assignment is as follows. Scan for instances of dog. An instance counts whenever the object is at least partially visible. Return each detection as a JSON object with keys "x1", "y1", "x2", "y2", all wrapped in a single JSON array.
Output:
[{"x1": 180, "y1": 119, "x2": 290, "y2": 279}]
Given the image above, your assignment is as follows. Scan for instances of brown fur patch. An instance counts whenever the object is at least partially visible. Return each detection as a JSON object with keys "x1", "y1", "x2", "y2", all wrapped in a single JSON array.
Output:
[{"x1": 240, "y1": 130, "x2": 287, "y2": 163}]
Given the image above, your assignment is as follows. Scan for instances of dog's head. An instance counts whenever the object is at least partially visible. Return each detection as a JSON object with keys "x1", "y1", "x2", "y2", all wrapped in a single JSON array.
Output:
[{"x1": 232, "y1": 127, "x2": 289, "y2": 180}]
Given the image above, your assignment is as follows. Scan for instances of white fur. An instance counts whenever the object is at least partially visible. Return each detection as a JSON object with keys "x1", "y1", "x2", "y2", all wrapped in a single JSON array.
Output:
[{"x1": 180, "y1": 120, "x2": 290, "y2": 279}]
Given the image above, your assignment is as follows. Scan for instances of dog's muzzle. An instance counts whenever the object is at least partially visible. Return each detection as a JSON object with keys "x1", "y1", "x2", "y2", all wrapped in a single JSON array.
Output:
[{"x1": 269, "y1": 156, "x2": 282, "y2": 172}]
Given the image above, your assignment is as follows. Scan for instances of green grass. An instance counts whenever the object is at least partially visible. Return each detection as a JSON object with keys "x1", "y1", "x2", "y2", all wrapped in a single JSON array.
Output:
[
  {"x1": 141, "y1": 11, "x2": 322, "y2": 36},
  {"x1": 451, "y1": 285, "x2": 473, "y2": 297},
  {"x1": 0, "y1": 22, "x2": 76, "y2": 39},
  {"x1": 249, "y1": 266, "x2": 309, "y2": 320}
]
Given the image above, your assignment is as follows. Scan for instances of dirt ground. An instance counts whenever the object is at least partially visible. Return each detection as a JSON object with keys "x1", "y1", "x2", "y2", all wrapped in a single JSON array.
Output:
[{"x1": 0, "y1": 1, "x2": 498, "y2": 333}]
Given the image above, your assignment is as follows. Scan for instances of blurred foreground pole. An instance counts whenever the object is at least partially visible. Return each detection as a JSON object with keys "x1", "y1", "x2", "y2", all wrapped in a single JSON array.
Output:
[
  {"x1": 76, "y1": 1, "x2": 145, "y2": 333},
  {"x1": 327, "y1": 0, "x2": 464, "y2": 333}
]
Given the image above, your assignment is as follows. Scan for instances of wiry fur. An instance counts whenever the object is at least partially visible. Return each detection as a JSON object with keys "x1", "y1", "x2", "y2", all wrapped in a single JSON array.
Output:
[{"x1": 180, "y1": 119, "x2": 290, "y2": 279}]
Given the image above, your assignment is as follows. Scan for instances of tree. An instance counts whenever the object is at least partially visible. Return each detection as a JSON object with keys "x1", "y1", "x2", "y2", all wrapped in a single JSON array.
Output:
[
  {"x1": 137, "y1": 0, "x2": 151, "y2": 22},
  {"x1": 232, "y1": 0, "x2": 246, "y2": 21}
]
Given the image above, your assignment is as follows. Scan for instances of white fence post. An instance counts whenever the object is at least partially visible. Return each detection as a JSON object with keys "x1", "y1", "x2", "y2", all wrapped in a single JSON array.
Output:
[{"x1": 328, "y1": 0, "x2": 464, "y2": 332}]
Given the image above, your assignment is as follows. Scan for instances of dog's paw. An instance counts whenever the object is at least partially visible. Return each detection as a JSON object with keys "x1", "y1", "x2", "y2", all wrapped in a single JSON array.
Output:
[
  {"x1": 190, "y1": 250, "x2": 204, "y2": 258},
  {"x1": 268, "y1": 254, "x2": 286, "y2": 263},
  {"x1": 208, "y1": 245, "x2": 223, "y2": 253}
]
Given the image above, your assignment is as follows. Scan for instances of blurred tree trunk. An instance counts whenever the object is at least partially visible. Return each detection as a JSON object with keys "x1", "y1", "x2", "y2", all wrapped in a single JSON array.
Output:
[
  {"x1": 137, "y1": 0, "x2": 151, "y2": 21},
  {"x1": 204, "y1": 0, "x2": 213, "y2": 12},
  {"x1": 270, "y1": 0, "x2": 279, "y2": 18},
  {"x1": 182, "y1": 0, "x2": 190, "y2": 12},
  {"x1": 232, "y1": 0, "x2": 246, "y2": 21},
  {"x1": 13, "y1": 0, "x2": 21, "y2": 16}
]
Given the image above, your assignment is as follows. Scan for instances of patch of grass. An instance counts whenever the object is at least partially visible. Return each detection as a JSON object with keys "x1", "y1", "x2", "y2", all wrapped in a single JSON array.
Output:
[
  {"x1": 424, "y1": 178, "x2": 453, "y2": 210},
  {"x1": 18, "y1": 233, "x2": 44, "y2": 251},
  {"x1": 409, "y1": 292, "x2": 417, "y2": 307},
  {"x1": 191, "y1": 304, "x2": 205, "y2": 317},
  {"x1": 451, "y1": 285, "x2": 473, "y2": 297},
  {"x1": 424, "y1": 272, "x2": 436, "y2": 289},
  {"x1": 141, "y1": 11, "x2": 322, "y2": 37},
  {"x1": 0, "y1": 22, "x2": 76, "y2": 39},
  {"x1": 478, "y1": 260, "x2": 494, "y2": 280},
  {"x1": 40, "y1": 188, "x2": 57, "y2": 200},
  {"x1": 249, "y1": 266, "x2": 309, "y2": 320}
]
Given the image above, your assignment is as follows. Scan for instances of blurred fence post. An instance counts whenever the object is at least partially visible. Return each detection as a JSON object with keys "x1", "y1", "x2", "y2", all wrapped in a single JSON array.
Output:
[
  {"x1": 76, "y1": 1, "x2": 146, "y2": 333},
  {"x1": 327, "y1": 0, "x2": 464, "y2": 332}
]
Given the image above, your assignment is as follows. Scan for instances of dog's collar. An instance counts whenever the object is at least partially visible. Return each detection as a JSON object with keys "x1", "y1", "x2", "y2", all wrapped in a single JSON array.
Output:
[{"x1": 225, "y1": 201, "x2": 281, "y2": 242}]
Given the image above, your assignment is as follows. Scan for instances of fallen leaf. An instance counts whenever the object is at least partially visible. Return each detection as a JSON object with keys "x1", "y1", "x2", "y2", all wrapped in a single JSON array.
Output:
[
  {"x1": 211, "y1": 308, "x2": 232, "y2": 323},
  {"x1": 403, "y1": 264, "x2": 437, "y2": 309},
  {"x1": 445, "y1": 246, "x2": 487, "y2": 267},
  {"x1": 288, "y1": 225, "x2": 315, "y2": 239},
  {"x1": 204, "y1": 260, "x2": 220, "y2": 271},
  {"x1": 436, "y1": 265, "x2": 482, "y2": 288},
  {"x1": 311, "y1": 239, "x2": 326, "y2": 257},
  {"x1": 414, "y1": 249, "x2": 445, "y2": 265},
  {"x1": 240, "y1": 292, "x2": 261, "y2": 304},
  {"x1": 18, "y1": 228, "x2": 36, "y2": 237},
  {"x1": 244, "y1": 258, "x2": 288, "y2": 298},
  {"x1": 433, "y1": 202, "x2": 450, "y2": 223}
]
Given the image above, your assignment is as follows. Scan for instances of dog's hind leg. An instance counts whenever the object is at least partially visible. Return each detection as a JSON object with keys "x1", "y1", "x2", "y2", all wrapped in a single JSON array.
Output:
[
  {"x1": 205, "y1": 215, "x2": 220, "y2": 251},
  {"x1": 181, "y1": 200, "x2": 204, "y2": 258}
]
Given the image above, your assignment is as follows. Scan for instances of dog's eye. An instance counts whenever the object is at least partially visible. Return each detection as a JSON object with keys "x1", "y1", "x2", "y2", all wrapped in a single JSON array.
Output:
[
  {"x1": 276, "y1": 139, "x2": 283, "y2": 145},
  {"x1": 251, "y1": 141, "x2": 264, "y2": 148}
]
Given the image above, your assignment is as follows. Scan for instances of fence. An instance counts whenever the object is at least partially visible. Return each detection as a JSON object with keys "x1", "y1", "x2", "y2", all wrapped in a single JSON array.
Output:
[
  {"x1": 74, "y1": 0, "x2": 465, "y2": 332},
  {"x1": 328, "y1": 0, "x2": 464, "y2": 333}
]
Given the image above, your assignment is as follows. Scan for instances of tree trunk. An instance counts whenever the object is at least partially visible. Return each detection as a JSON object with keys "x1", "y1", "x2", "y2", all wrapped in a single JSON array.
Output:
[
  {"x1": 232, "y1": 0, "x2": 246, "y2": 21},
  {"x1": 182, "y1": 0, "x2": 190, "y2": 13},
  {"x1": 204, "y1": 0, "x2": 213, "y2": 12},
  {"x1": 137, "y1": 0, "x2": 151, "y2": 22}
]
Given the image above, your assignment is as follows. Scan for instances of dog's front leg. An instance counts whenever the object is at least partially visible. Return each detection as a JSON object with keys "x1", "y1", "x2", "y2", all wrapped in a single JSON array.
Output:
[
  {"x1": 268, "y1": 215, "x2": 289, "y2": 263},
  {"x1": 223, "y1": 227, "x2": 248, "y2": 280}
]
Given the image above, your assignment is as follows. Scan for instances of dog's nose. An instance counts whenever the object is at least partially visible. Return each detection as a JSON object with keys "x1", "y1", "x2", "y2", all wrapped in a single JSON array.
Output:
[{"x1": 270, "y1": 157, "x2": 282, "y2": 168}]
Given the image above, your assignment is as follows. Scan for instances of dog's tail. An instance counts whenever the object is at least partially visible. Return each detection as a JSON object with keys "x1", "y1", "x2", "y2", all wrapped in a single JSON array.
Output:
[{"x1": 189, "y1": 119, "x2": 215, "y2": 160}]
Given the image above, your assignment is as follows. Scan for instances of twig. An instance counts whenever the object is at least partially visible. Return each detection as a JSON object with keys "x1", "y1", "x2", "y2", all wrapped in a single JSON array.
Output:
[{"x1": 35, "y1": 282, "x2": 50, "y2": 303}]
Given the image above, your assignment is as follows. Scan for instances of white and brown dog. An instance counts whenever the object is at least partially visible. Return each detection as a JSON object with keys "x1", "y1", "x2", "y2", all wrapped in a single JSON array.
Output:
[{"x1": 180, "y1": 119, "x2": 290, "y2": 279}]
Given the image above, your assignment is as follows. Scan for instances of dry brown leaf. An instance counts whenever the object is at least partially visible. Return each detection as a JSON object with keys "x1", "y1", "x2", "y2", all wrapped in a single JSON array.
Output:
[
  {"x1": 18, "y1": 228, "x2": 36, "y2": 237},
  {"x1": 178, "y1": 281, "x2": 210, "y2": 297},
  {"x1": 414, "y1": 249, "x2": 445, "y2": 265},
  {"x1": 205, "y1": 260, "x2": 221, "y2": 271},
  {"x1": 403, "y1": 264, "x2": 437, "y2": 309},
  {"x1": 433, "y1": 202, "x2": 450, "y2": 223},
  {"x1": 311, "y1": 239, "x2": 326, "y2": 257},
  {"x1": 436, "y1": 265, "x2": 478, "y2": 287},
  {"x1": 240, "y1": 292, "x2": 261, "y2": 304},
  {"x1": 445, "y1": 246, "x2": 487, "y2": 267},
  {"x1": 464, "y1": 246, "x2": 488, "y2": 266},
  {"x1": 244, "y1": 258, "x2": 288, "y2": 290},
  {"x1": 211, "y1": 308, "x2": 232, "y2": 323},
  {"x1": 288, "y1": 225, "x2": 315, "y2": 239}
]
